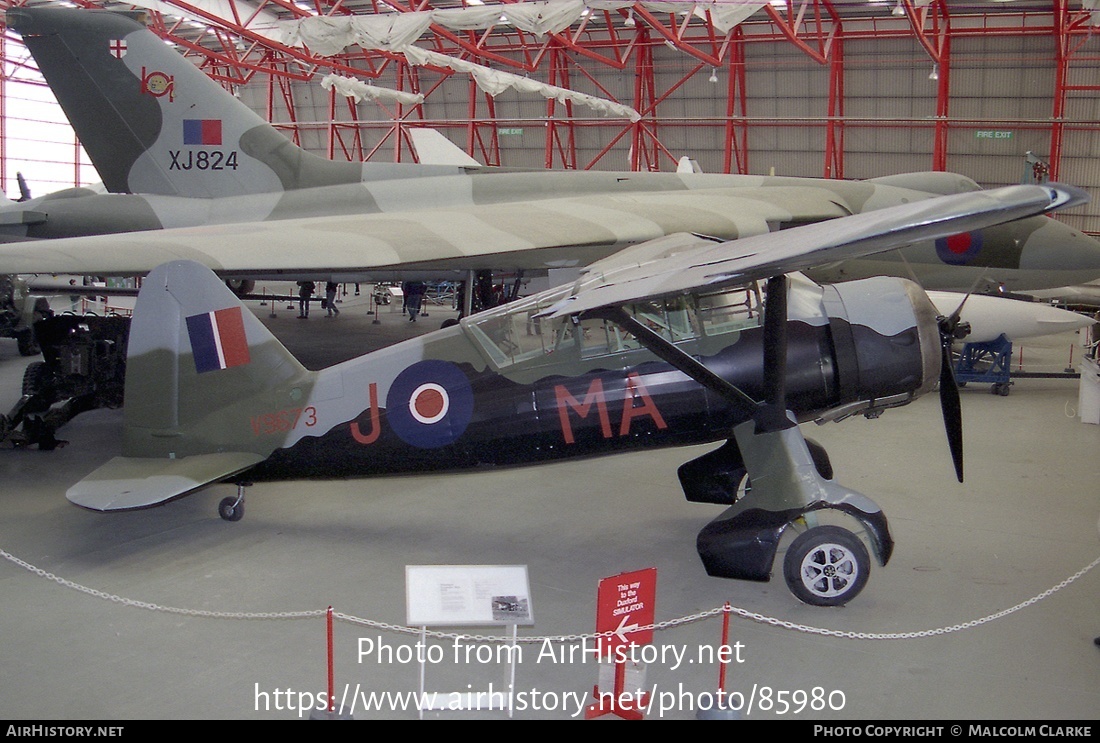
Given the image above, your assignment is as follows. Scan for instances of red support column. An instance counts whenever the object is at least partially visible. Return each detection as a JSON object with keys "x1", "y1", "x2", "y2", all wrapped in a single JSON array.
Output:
[
  {"x1": 2, "y1": 31, "x2": 7, "y2": 193},
  {"x1": 544, "y1": 46, "x2": 577, "y2": 170},
  {"x1": 723, "y1": 31, "x2": 749, "y2": 176},
  {"x1": 631, "y1": 39, "x2": 658, "y2": 171},
  {"x1": 275, "y1": 72, "x2": 302, "y2": 147},
  {"x1": 824, "y1": 37, "x2": 844, "y2": 179},
  {"x1": 327, "y1": 84, "x2": 336, "y2": 161},
  {"x1": 466, "y1": 77, "x2": 477, "y2": 160},
  {"x1": 932, "y1": 35, "x2": 950, "y2": 173},
  {"x1": 1050, "y1": 0, "x2": 1071, "y2": 182},
  {"x1": 900, "y1": 0, "x2": 952, "y2": 172}
]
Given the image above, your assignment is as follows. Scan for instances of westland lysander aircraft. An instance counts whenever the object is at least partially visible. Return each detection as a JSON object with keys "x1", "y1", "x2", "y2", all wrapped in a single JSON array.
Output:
[
  {"x1": 67, "y1": 181, "x2": 1082, "y2": 606},
  {"x1": 0, "y1": 6, "x2": 1099, "y2": 297}
]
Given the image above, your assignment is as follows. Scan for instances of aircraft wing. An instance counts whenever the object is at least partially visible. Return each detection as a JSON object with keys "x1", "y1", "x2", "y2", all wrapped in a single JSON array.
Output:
[
  {"x1": 0, "y1": 186, "x2": 853, "y2": 276},
  {"x1": 67, "y1": 452, "x2": 265, "y2": 511},
  {"x1": 543, "y1": 183, "x2": 1085, "y2": 318}
]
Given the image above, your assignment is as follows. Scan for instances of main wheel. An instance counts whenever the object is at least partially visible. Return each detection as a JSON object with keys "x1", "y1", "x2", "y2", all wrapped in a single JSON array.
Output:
[
  {"x1": 218, "y1": 496, "x2": 244, "y2": 522},
  {"x1": 21, "y1": 360, "x2": 48, "y2": 397},
  {"x1": 224, "y1": 279, "x2": 256, "y2": 298},
  {"x1": 783, "y1": 525, "x2": 870, "y2": 606}
]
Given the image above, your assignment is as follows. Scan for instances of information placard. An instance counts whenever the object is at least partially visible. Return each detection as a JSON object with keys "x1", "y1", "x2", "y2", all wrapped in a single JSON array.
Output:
[{"x1": 406, "y1": 565, "x2": 534, "y2": 626}]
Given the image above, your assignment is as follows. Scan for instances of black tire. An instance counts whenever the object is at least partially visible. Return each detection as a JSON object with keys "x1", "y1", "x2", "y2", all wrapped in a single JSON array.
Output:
[
  {"x1": 218, "y1": 497, "x2": 244, "y2": 522},
  {"x1": 21, "y1": 360, "x2": 48, "y2": 397},
  {"x1": 225, "y1": 279, "x2": 256, "y2": 298},
  {"x1": 15, "y1": 328, "x2": 39, "y2": 357},
  {"x1": 783, "y1": 525, "x2": 870, "y2": 607}
]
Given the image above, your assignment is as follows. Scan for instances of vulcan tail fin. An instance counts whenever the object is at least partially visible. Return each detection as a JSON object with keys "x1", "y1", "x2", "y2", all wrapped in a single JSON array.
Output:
[
  {"x1": 68, "y1": 260, "x2": 310, "y2": 510},
  {"x1": 8, "y1": 6, "x2": 368, "y2": 198}
]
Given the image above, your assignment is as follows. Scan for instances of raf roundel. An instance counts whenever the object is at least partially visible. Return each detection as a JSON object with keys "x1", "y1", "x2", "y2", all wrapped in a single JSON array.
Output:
[
  {"x1": 386, "y1": 360, "x2": 474, "y2": 449},
  {"x1": 935, "y1": 231, "x2": 984, "y2": 265}
]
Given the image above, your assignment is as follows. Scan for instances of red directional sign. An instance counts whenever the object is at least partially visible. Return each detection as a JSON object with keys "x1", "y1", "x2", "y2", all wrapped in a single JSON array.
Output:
[{"x1": 595, "y1": 567, "x2": 657, "y2": 655}]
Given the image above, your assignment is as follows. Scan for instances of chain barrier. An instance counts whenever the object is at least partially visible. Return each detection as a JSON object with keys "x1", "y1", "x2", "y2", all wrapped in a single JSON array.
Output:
[{"x1": 3, "y1": 546, "x2": 1098, "y2": 644}]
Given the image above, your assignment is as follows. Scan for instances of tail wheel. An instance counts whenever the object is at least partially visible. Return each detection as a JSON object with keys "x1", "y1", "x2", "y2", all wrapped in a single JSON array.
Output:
[
  {"x1": 218, "y1": 496, "x2": 244, "y2": 522},
  {"x1": 783, "y1": 525, "x2": 870, "y2": 606}
]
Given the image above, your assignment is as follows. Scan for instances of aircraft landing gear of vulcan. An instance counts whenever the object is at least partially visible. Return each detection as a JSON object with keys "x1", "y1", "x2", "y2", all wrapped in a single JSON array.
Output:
[{"x1": 218, "y1": 481, "x2": 251, "y2": 522}]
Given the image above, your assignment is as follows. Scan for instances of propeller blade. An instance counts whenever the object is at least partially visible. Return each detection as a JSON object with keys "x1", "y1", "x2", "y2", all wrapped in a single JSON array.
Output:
[
  {"x1": 939, "y1": 336, "x2": 964, "y2": 483},
  {"x1": 944, "y1": 270, "x2": 991, "y2": 329}
]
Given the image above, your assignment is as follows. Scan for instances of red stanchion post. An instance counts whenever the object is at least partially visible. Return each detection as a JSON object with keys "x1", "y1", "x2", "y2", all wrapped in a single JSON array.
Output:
[
  {"x1": 696, "y1": 602, "x2": 739, "y2": 720},
  {"x1": 327, "y1": 606, "x2": 334, "y2": 713},
  {"x1": 718, "y1": 602, "x2": 731, "y2": 695}
]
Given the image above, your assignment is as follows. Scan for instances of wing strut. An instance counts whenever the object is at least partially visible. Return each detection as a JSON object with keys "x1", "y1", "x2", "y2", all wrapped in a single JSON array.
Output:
[
  {"x1": 583, "y1": 306, "x2": 758, "y2": 418},
  {"x1": 584, "y1": 275, "x2": 798, "y2": 429},
  {"x1": 755, "y1": 275, "x2": 797, "y2": 434},
  {"x1": 762, "y1": 275, "x2": 787, "y2": 409}
]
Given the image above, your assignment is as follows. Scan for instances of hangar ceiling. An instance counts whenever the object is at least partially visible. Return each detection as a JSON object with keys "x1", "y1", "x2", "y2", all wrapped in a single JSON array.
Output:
[{"x1": 2, "y1": 1, "x2": 1100, "y2": 230}]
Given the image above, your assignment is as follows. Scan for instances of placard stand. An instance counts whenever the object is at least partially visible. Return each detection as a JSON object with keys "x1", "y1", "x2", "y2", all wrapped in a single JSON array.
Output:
[
  {"x1": 405, "y1": 565, "x2": 533, "y2": 720},
  {"x1": 585, "y1": 657, "x2": 648, "y2": 720},
  {"x1": 416, "y1": 623, "x2": 519, "y2": 719}
]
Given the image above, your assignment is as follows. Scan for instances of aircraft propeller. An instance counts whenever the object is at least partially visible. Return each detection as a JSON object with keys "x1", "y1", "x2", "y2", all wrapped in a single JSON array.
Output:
[
  {"x1": 936, "y1": 297, "x2": 972, "y2": 483},
  {"x1": 900, "y1": 249, "x2": 970, "y2": 483}
]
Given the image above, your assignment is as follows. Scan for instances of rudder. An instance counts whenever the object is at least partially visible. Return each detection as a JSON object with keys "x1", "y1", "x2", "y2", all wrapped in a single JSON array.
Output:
[{"x1": 123, "y1": 260, "x2": 309, "y2": 459}]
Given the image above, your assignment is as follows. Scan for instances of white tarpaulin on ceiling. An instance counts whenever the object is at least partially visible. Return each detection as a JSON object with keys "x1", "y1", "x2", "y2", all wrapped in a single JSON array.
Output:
[
  {"x1": 401, "y1": 46, "x2": 641, "y2": 121},
  {"x1": 129, "y1": 0, "x2": 283, "y2": 40},
  {"x1": 320, "y1": 74, "x2": 425, "y2": 106},
  {"x1": 281, "y1": 1, "x2": 768, "y2": 51},
  {"x1": 281, "y1": 0, "x2": 767, "y2": 120}
]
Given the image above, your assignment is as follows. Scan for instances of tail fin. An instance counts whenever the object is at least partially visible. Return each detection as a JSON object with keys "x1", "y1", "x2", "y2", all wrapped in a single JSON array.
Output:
[
  {"x1": 68, "y1": 260, "x2": 310, "y2": 510},
  {"x1": 408, "y1": 128, "x2": 482, "y2": 168},
  {"x1": 8, "y1": 6, "x2": 364, "y2": 198}
]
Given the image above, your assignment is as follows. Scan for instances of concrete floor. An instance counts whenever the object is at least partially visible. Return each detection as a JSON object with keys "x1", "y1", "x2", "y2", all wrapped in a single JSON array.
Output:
[{"x1": 0, "y1": 288, "x2": 1098, "y2": 721}]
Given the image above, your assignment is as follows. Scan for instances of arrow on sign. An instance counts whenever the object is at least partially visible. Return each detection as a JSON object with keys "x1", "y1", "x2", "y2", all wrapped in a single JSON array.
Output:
[{"x1": 614, "y1": 615, "x2": 641, "y2": 644}]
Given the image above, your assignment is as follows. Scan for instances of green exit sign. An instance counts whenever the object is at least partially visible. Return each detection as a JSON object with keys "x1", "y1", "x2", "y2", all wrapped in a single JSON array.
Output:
[
  {"x1": 976, "y1": 130, "x2": 1014, "y2": 140},
  {"x1": 499, "y1": 128, "x2": 524, "y2": 136}
]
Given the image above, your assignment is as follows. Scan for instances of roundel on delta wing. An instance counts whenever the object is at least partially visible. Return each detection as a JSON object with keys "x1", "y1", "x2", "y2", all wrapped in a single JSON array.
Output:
[{"x1": 935, "y1": 231, "x2": 984, "y2": 265}]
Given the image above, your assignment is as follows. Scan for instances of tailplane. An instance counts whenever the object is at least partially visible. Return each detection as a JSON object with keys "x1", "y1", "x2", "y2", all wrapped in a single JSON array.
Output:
[
  {"x1": 8, "y1": 6, "x2": 365, "y2": 198},
  {"x1": 68, "y1": 260, "x2": 309, "y2": 510}
]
